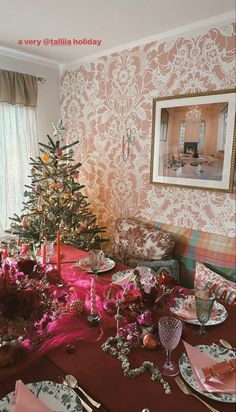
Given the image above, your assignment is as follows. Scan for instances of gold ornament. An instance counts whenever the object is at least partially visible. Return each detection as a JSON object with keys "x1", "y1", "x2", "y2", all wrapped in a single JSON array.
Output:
[{"x1": 42, "y1": 153, "x2": 50, "y2": 163}]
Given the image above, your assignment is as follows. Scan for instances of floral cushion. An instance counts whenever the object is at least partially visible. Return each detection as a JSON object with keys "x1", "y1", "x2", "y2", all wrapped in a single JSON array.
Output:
[
  {"x1": 194, "y1": 261, "x2": 236, "y2": 304},
  {"x1": 111, "y1": 218, "x2": 175, "y2": 265}
]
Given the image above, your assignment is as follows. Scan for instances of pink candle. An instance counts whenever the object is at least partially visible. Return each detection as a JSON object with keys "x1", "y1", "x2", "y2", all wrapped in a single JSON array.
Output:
[
  {"x1": 57, "y1": 231, "x2": 61, "y2": 275},
  {"x1": 42, "y1": 242, "x2": 47, "y2": 265},
  {"x1": 90, "y1": 278, "x2": 96, "y2": 315}
]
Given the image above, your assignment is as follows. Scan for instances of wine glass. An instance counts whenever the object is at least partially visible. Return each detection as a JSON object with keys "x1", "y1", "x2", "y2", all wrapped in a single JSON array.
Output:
[
  {"x1": 195, "y1": 293, "x2": 215, "y2": 336},
  {"x1": 88, "y1": 249, "x2": 103, "y2": 275},
  {"x1": 158, "y1": 316, "x2": 183, "y2": 376}
]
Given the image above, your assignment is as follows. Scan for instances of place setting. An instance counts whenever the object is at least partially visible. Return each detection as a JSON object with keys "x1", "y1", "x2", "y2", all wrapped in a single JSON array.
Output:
[
  {"x1": 75, "y1": 249, "x2": 115, "y2": 274},
  {"x1": 0, "y1": 380, "x2": 83, "y2": 412},
  {"x1": 169, "y1": 294, "x2": 228, "y2": 327},
  {"x1": 174, "y1": 291, "x2": 236, "y2": 406}
]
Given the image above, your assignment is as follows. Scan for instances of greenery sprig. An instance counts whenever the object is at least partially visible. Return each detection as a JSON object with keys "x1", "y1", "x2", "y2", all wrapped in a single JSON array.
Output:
[{"x1": 102, "y1": 336, "x2": 171, "y2": 394}]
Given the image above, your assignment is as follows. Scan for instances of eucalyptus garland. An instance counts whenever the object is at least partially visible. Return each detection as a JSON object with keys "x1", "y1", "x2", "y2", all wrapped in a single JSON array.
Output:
[{"x1": 102, "y1": 336, "x2": 171, "y2": 395}]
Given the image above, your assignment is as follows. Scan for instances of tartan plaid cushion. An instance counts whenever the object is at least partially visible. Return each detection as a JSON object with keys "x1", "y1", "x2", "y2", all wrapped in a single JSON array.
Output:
[
  {"x1": 195, "y1": 261, "x2": 236, "y2": 304},
  {"x1": 155, "y1": 222, "x2": 236, "y2": 287}
]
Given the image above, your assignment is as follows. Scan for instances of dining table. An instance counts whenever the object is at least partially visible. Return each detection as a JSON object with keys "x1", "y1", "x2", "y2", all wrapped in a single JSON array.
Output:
[{"x1": 0, "y1": 244, "x2": 235, "y2": 412}]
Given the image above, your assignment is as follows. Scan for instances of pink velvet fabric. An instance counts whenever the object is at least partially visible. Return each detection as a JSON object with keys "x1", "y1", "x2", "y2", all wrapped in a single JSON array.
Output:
[{"x1": 35, "y1": 245, "x2": 124, "y2": 355}]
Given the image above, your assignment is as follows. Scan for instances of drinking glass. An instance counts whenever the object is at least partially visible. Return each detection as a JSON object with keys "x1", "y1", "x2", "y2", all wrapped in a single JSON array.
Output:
[
  {"x1": 88, "y1": 249, "x2": 103, "y2": 275},
  {"x1": 158, "y1": 316, "x2": 183, "y2": 376},
  {"x1": 195, "y1": 294, "x2": 215, "y2": 336},
  {"x1": 41, "y1": 241, "x2": 54, "y2": 263}
]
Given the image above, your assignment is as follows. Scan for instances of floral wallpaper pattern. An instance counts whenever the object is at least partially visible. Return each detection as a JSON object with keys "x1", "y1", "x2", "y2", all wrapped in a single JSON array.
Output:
[{"x1": 61, "y1": 22, "x2": 236, "y2": 240}]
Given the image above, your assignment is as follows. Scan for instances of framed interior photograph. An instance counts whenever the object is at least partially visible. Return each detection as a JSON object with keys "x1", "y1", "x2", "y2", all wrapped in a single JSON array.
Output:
[{"x1": 150, "y1": 89, "x2": 236, "y2": 192}]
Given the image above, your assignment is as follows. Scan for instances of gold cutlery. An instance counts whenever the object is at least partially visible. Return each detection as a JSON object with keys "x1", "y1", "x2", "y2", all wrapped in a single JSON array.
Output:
[
  {"x1": 58, "y1": 376, "x2": 93, "y2": 412},
  {"x1": 219, "y1": 339, "x2": 236, "y2": 351},
  {"x1": 175, "y1": 376, "x2": 220, "y2": 412},
  {"x1": 65, "y1": 374, "x2": 101, "y2": 408}
]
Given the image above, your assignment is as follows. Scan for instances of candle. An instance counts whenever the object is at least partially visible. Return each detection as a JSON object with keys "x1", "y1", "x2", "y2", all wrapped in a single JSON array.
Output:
[
  {"x1": 90, "y1": 278, "x2": 96, "y2": 315},
  {"x1": 42, "y1": 241, "x2": 47, "y2": 265},
  {"x1": 57, "y1": 231, "x2": 61, "y2": 275}
]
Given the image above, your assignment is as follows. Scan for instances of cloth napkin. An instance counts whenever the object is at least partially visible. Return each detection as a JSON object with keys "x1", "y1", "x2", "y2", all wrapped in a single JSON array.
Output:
[
  {"x1": 13, "y1": 380, "x2": 53, "y2": 412},
  {"x1": 183, "y1": 341, "x2": 236, "y2": 393},
  {"x1": 112, "y1": 270, "x2": 135, "y2": 287}
]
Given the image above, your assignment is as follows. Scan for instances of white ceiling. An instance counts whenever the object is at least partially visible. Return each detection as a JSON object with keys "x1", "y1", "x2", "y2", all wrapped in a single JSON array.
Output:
[{"x1": 0, "y1": 0, "x2": 235, "y2": 66}]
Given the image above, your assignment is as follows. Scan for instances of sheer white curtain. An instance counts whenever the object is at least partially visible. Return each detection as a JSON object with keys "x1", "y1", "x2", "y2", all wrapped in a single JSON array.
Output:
[{"x1": 0, "y1": 103, "x2": 38, "y2": 233}]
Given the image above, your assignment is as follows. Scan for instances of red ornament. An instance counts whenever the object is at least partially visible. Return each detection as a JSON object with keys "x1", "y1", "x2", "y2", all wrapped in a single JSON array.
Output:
[
  {"x1": 143, "y1": 333, "x2": 159, "y2": 350},
  {"x1": 158, "y1": 270, "x2": 176, "y2": 289},
  {"x1": 55, "y1": 148, "x2": 63, "y2": 157},
  {"x1": 35, "y1": 184, "x2": 41, "y2": 192},
  {"x1": 79, "y1": 224, "x2": 87, "y2": 232}
]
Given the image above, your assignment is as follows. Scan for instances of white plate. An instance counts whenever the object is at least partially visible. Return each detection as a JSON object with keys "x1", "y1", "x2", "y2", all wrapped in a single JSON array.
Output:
[
  {"x1": 76, "y1": 257, "x2": 115, "y2": 273},
  {"x1": 0, "y1": 381, "x2": 82, "y2": 412},
  {"x1": 170, "y1": 297, "x2": 228, "y2": 326},
  {"x1": 179, "y1": 344, "x2": 236, "y2": 403}
]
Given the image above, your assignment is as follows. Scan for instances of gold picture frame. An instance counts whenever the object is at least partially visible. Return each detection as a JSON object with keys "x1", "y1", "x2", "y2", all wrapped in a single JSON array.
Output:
[{"x1": 150, "y1": 89, "x2": 236, "y2": 192}]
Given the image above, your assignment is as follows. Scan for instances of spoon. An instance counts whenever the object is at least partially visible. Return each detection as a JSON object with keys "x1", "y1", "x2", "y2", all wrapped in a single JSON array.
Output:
[
  {"x1": 65, "y1": 374, "x2": 101, "y2": 408},
  {"x1": 58, "y1": 376, "x2": 92, "y2": 412},
  {"x1": 219, "y1": 339, "x2": 236, "y2": 351}
]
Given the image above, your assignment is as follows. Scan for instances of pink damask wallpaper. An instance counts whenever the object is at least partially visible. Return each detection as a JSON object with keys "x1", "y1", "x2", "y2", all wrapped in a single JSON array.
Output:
[{"x1": 61, "y1": 22, "x2": 236, "y2": 241}]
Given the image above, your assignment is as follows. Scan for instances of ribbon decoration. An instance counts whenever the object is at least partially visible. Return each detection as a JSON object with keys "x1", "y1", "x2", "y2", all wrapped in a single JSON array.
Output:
[{"x1": 122, "y1": 128, "x2": 136, "y2": 161}]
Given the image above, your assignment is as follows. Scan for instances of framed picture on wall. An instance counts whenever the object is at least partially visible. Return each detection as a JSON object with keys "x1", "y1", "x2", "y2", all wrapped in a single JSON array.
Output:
[{"x1": 150, "y1": 89, "x2": 236, "y2": 192}]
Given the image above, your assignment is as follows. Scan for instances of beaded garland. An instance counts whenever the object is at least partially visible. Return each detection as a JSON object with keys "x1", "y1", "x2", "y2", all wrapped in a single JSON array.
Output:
[{"x1": 102, "y1": 335, "x2": 171, "y2": 394}]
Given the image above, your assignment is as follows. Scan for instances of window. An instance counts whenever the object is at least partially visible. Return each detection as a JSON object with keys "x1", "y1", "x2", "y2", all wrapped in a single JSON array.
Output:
[
  {"x1": 0, "y1": 103, "x2": 38, "y2": 233},
  {"x1": 179, "y1": 121, "x2": 186, "y2": 150},
  {"x1": 217, "y1": 105, "x2": 228, "y2": 151},
  {"x1": 198, "y1": 120, "x2": 206, "y2": 151}
]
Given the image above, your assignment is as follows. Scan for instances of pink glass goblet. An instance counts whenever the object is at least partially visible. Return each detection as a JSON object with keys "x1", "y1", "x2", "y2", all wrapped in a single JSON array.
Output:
[{"x1": 158, "y1": 316, "x2": 183, "y2": 376}]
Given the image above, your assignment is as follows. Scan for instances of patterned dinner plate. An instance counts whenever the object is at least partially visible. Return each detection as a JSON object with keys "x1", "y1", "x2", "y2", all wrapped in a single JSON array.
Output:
[
  {"x1": 179, "y1": 344, "x2": 236, "y2": 403},
  {"x1": 75, "y1": 257, "x2": 115, "y2": 273},
  {"x1": 0, "y1": 381, "x2": 82, "y2": 412},
  {"x1": 170, "y1": 297, "x2": 228, "y2": 325}
]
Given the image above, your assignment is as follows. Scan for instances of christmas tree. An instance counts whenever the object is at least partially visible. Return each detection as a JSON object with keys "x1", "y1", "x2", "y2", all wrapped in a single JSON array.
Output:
[{"x1": 9, "y1": 120, "x2": 107, "y2": 250}]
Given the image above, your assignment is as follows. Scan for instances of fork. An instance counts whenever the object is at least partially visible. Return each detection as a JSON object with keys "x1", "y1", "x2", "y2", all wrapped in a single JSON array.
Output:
[{"x1": 175, "y1": 376, "x2": 220, "y2": 412}]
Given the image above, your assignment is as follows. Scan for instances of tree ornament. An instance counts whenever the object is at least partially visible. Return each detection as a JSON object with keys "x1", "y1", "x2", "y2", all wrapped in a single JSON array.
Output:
[
  {"x1": 52, "y1": 119, "x2": 66, "y2": 140},
  {"x1": 42, "y1": 153, "x2": 50, "y2": 163},
  {"x1": 37, "y1": 195, "x2": 44, "y2": 211},
  {"x1": 35, "y1": 184, "x2": 42, "y2": 193},
  {"x1": 20, "y1": 217, "x2": 29, "y2": 228},
  {"x1": 55, "y1": 148, "x2": 63, "y2": 158},
  {"x1": 79, "y1": 224, "x2": 87, "y2": 232},
  {"x1": 47, "y1": 212, "x2": 55, "y2": 220}
]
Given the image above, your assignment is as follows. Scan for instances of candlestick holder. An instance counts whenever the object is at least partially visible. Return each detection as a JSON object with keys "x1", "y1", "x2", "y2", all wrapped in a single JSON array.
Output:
[{"x1": 87, "y1": 313, "x2": 101, "y2": 326}]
